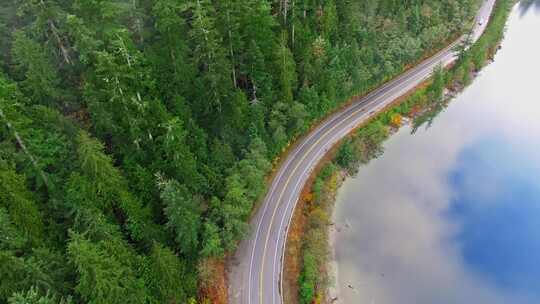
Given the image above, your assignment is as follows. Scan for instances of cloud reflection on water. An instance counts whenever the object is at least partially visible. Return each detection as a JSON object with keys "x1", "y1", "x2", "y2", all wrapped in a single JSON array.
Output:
[
  {"x1": 448, "y1": 140, "x2": 540, "y2": 299},
  {"x1": 333, "y1": 4, "x2": 540, "y2": 304},
  {"x1": 518, "y1": 0, "x2": 540, "y2": 17}
]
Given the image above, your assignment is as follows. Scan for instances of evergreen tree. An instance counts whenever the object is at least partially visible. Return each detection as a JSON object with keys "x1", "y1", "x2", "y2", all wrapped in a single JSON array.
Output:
[
  {"x1": 67, "y1": 233, "x2": 147, "y2": 304},
  {"x1": 143, "y1": 244, "x2": 187, "y2": 303},
  {"x1": 159, "y1": 178, "x2": 202, "y2": 255},
  {"x1": 0, "y1": 0, "x2": 489, "y2": 301}
]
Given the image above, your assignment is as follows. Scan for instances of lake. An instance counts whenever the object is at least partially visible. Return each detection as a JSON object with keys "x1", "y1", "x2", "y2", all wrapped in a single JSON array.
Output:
[{"x1": 332, "y1": 2, "x2": 540, "y2": 303}]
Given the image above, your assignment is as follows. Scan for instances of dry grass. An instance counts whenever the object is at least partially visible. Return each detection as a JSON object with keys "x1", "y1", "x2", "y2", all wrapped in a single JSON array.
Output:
[{"x1": 199, "y1": 258, "x2": 228, "y2": 304}]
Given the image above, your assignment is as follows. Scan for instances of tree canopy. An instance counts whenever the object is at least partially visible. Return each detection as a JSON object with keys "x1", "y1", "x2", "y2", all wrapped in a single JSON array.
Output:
[{"x1": 0, "y1": 0, "x2": 480, "y2": 302}]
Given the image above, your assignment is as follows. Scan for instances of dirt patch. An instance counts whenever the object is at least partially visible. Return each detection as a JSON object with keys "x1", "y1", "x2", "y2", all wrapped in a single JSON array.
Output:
[
  {"x1": 199, "y1": 258, "x2": 228, "y2": 304},
  {"x1": 282, "y1": 190, "x2": 308, "y2": 304}
]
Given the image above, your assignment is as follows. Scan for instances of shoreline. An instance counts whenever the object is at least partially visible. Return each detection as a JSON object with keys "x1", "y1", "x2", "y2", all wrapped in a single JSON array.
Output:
[
  {"x1": 281, "y1": 27, "x2": 470, "y2": 304},
  {"x1": 325, "y1": 0, "x2": 511, "y2": 302},
  {"x1": 327, "y1": 209, "x2": 341, "y2": 303}
]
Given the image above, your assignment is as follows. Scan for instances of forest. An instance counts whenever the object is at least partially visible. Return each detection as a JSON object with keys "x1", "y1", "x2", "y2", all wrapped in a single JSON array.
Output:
[{"x1": 0, "y1": 0, "x2": 480, "y2": 303}]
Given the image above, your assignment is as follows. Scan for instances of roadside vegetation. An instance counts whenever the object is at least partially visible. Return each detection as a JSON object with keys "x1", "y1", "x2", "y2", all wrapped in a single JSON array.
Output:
[
  {"x1": 0, "y1": 0, "x2": 492, "y2": 303},
  {"x1": 294, "y1": 0, "x2": 513, "y2": 303}
]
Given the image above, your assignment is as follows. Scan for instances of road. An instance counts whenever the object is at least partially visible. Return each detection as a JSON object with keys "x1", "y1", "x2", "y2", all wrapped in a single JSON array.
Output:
[{"x1": 228, "y1": 1, "x2": 496, "y2": 303}]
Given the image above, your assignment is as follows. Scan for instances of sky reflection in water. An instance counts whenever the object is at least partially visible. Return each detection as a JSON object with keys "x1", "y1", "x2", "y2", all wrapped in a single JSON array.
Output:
[{"x1": 333, "y1": 3, "x2": 540, "y2": 304}]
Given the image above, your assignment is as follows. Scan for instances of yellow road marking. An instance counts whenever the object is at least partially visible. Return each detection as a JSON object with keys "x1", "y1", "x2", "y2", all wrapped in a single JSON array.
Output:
[{"x1": 258, "y1": 40, "x2": 458, "y2": 304}]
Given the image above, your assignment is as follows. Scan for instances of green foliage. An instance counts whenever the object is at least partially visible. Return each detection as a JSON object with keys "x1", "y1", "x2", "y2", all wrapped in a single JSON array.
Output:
[
  {"x1": 298, "y1": 252, "x2": 317, "y2": 304},
  {"x1": 156, "y1": 118, "x2": 206, "y2": 192},
  {"x1": 0, "y1": 0, "x2": 501, "y2": 302},
  {"x1": 8, "y1": 287, "x2": 72, "y2": 304},
  {"x1": 200, "y1": 220, "x2": 224, "y2": 258},
  {"x1": 189, "y1": 0, "x2": 233, "y2": 122},
  {"x1": 0, "y1": 251, "x2": 29, "y2": 300},
  {"x1": 353, "y1": 120, "x2": 388, "y2": 164},
  {"x1": 0, "y1": 208, "x2": 26, "y2": 250},
  {"x1": 11, "y1": 31, "x2": 62, "y2": 106},
  {"x1": 274, "y1": 32, "x2": 297, "y2": 104},
  {"x1": 74, "y1": 131, "x2": 164, "y2": 246},
  {"x1": 67, "y1": 233, "x2": 147, "y2": 304},
  {"x1": 0, "y1": 245, "x2": 73, "y2": 302},
  {"x1": 298, "y1": 163, "x2": 335, "y2": 304},
  {"x1": 0, "y1": 167, "x2": 44, "y2": 245},
  {"x1": 75, "y1": 132, "x2": 119, "y2": 192},
  {"x1": 468, "y1": 0, "x2": 512, "y2": 70},
  {"x1": 143, "y1": 244, "x2": 187, "y2": 304},
  {"x1": 159, "y1": 178, "x2": 202, "y2": 255},
  {"x1": 429, "y1": 65, "x2": 446, "y2": 103},
  {"x1": 335, "y1": 139, "x2": 355, "y2": 170}
]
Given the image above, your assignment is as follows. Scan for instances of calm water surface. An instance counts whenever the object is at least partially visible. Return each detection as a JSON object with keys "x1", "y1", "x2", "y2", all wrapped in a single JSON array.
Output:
[{"x1": 333, "y1": 3, "x2": 540, "y2": 303}]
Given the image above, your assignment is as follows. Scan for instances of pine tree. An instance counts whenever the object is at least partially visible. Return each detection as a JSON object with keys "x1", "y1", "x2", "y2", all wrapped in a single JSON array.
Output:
[
  {"x1": 67, "y1": 233, "x2": 147, "y2": 304},
  {"x1": 159, "y1": 178, "x2": 202, "y2": 255}
]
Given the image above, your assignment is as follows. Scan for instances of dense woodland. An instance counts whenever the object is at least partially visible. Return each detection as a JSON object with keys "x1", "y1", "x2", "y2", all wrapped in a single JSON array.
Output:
[{"x1": 0, "y1": 0, "x2": 481, "y2": 303}]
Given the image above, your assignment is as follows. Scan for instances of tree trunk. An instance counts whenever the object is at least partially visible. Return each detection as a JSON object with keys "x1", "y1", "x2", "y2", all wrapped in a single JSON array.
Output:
[
  {"x1": 0, "y1": 108, "x2": 50, "y2": 190},
  {"x1": 40, "y1": 0, "x2": 72, "y2": 65},
  {"x1": 227, "y1": 10, "x2": 237, "y2": 88}
]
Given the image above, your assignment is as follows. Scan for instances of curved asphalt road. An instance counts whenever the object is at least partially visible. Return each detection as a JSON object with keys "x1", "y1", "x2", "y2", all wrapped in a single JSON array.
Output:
[{"x1": 229, "y1": 1, "x2": 496, "y2": 303}]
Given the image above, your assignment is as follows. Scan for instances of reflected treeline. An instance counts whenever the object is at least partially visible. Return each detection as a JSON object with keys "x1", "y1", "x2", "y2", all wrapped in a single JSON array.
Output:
[
  {"x1": 335, "y1": 4, "x2": 540, "y2": 302},
  {"x1": 411, "y1": 102, "x2": 448, "y2": 134},
  {"x1": 414, "y1": 0, "x2": 515, "y2": 134},
  {"x1": 518, "y1": 0, "x2": 540, "y2": 17}
]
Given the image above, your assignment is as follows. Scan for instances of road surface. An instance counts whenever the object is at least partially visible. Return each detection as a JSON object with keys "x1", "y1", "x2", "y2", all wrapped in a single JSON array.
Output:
[{"x1": 228, "y1": 1, "x2": 496, "y2": 303}]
